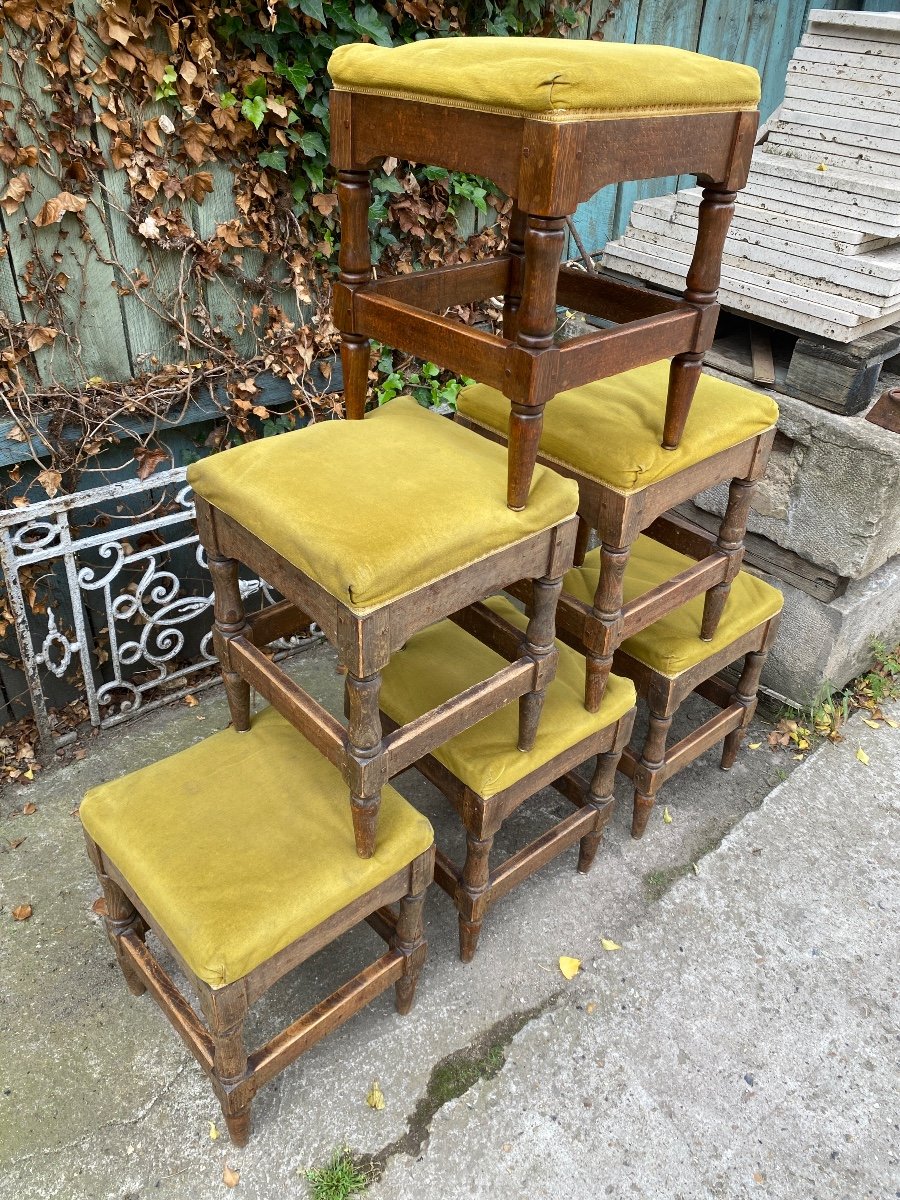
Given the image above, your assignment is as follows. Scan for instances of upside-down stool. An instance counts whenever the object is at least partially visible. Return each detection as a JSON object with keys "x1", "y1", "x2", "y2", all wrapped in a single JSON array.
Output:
[
  {"x1": 457, "y1": 361, "x2": 778, "y2": 708},
  {"x1": 328, "y1": 37, "x2": 760, "y2": 508},
  {"x1": 379, "y1": 595, "x2": 636, "y2": 960},
  {"x1": 80, "y1": 707, "x2": 435, "y2": 1146},
  {"x1": 188, "y1": 397, "x2": 578, "y2": 859},
  {"x1": 562, "y1": 529, "x2": 783, "y2": 837}
]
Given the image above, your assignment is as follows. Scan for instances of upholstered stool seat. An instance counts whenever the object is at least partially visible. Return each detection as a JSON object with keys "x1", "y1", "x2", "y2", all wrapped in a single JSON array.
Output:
[
  {"x1": 329, "y1": 38, "x2": 760, "y2": 122},
  {"x1": 81, "y1": 707, "x2": 434, "y2": 1144},
  {"x1": 563, "y1": 531, "x2": 783, "y2": 838},
  {"x1": 188, "y1": 397, "x2": 577, "y2": 615},
  {"x1": 380, "y1": 595, "x2": 636, "y2": 959},
  {"x1": 563, "y1": 536, "x2": 783, "y2": 676},
  {"x1": 458, "y1": 360, "x2": 777, "y2": 496}
]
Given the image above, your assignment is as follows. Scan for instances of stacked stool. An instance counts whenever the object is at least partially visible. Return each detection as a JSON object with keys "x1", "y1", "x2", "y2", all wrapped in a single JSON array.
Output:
[{"x1": 79, "y1": 35, "x2": 785, "y2": 1144}]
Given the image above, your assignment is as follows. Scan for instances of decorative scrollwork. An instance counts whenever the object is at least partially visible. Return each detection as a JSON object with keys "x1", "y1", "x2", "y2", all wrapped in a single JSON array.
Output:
[{"x1": 36, "y1": 610, "x2": 79, "y2": 679}]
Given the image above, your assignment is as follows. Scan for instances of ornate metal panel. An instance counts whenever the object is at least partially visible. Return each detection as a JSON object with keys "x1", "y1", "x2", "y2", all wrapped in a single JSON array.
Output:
[{"x1": 0, "y1": 467, "x2": 303, "y2": 751}]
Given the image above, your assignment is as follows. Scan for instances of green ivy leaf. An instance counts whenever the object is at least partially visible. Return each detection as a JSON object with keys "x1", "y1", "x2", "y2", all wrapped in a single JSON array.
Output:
[
  {"x1": 259, "y1": 149, "x2": 288, "y2": 172},
  {"x1": 297, "y1": 0, "x2": 327, "y2": 23},
  {"x1": 353, "y1": 3, "x2": 392, "y2": 45},
  {"x1": 298, "y1": 130, "x2": 327, "y2": 157},
  {"x1": 241, "y1": 96, "x2": 267, "y2": 129},
  {"x1": 275, "y1": 60, "x2": 313, "y2": 94},
  {"x1": 243, "y1": 76, "x2": 268, "y2": 100},
  {"x1": 220, "y1": 91, "x2": 238, "y2": 108}
]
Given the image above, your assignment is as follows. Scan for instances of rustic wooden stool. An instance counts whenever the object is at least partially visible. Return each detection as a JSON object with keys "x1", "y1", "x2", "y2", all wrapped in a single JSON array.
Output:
[
  {"x1": 80, "y1": 706, "x2": 435, "y2": 1145},
  {"x1": 562, "y1": 529, "x2": 783, "y2": 838},
  {"x1": 188, "y1": 397, "x2": 578, "y2": 859},
  {"x1": 458, "y1": 360, "x2": 778, "y2": 709},
  {"x1": 378, "y1": 595, "x2": 636, "y2": 961},
  {"x1": 328, "y1": 37, "x2": 760, "y2": 508}
]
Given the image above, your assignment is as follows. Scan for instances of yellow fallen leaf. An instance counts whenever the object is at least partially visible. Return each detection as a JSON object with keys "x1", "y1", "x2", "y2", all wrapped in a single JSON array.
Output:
[
  {"x1": 558, "y1": 956, "x2": 581, "y2": 979},
  {"x1": 816, "y1": 162, "x2": 827, "y2": 171},
  {"x1": 600, "y1": 938, "x2": 621, "y2": 952},
  {"x1": 208, "y1": 1120, "x2": 219, "y2": 1141},
  {"x1": 856, "y1": 747, "x2": 869, "y2": 766},
  {"x1": 662, "y1": 807, "x2": 673, "y2": 825},
  {"x1": 863, "y1": 719, "x2": 881, "y2": 729},
  {"x1": 366, "y1": 1080, "x2": 385, "y2": 1110},
  {"x1": 184, "y1": 694, "x2": 199, "y2": 707},
  {"x1": 885, "y1": 718, "x2": 899, "y2": 729},
  {"x1": 222, "y1": 1165, "x2": 240, "y2": 1188},
  {"x1": 748, "y1": 742, "x2": 762, "y2": 750},
  {"x1": 585, "y1": 1002, "x2": 596, "y2": 1014},
  {"x1": 23, "y1": 767, "x2": 33, "y2": 780}
]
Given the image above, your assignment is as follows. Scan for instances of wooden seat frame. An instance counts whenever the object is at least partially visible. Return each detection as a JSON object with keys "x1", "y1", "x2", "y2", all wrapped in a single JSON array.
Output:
[
  {"x1": 568, "y1": 514, "x2": 782, "y2": 838},
  {"x1": 84, "y1": 830, "x2": 434, "y2": 1146},
  {"x1": 330, "y1": 88, "x2": 757, "y2": 509},
  {"x1": 462, "y1": 416, "x2": 776, "y2": 711},
  {"x1": 194, "y1": 497, "x2": 577, "y2": 858},
  {"x1": 380, "y1": 599, "x2": 635, "y2": 961}
]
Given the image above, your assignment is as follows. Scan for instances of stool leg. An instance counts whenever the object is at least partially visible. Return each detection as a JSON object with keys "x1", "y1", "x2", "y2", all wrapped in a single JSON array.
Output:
[
  {"x1": 573, "y1": 514, "x2": 592, "y2": 568},
  {"x1": 519, "y1": 573, "x2": 562, "y2": 751},
  {"x1": 337, "y1": 168, "x2": 372, "y2": 420},
  {"x1": 701, "y1": 476, "x2": 756, "y2": 641},
  {"x1": 721, "y1": 649, "x2": 767, "y2": 769},
  {"x1": 458, "y1": 832, "x2": 494, "y2": 963},
  {"x1": 585, "y1": 542, "x2": 630, "y2": 713},
  {"x1": 578, "y1": 748, "x2": 618, "y2": 873},
  {"x1": 201, "y1": 987, "x2": 252, "y2": 1147},
  {"x1": 207, "y1": 552, "x2": 251, "y2": 732},
  {"x1": 394, "y1": 882, "x2": 428, "y2": 1015},
  {"x1": 346, "y1": 669, "x2": 383, "y2": 858},
  {"x1": 502, "y1": 204, "x2": 526, "y2": 342},
  {"x1": 85, "y1": 837, "x2": 147, "y2": 997},
  {"x1": 632, "y1": 704, "x2": 674, "y2": 839},
  {"x1": 507, "y1": 214, "x2": 566, "y2": 511},
  {"x1": 664, "y1": 186, "x2": 736, "y2": 449}
]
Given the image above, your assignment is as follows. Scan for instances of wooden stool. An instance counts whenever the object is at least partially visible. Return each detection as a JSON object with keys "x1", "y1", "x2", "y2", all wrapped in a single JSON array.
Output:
[
  {"x1": 328, "y1": 37, "x2": 760, "y2": 508},
  {"x1": 379, "y1": 595, "x2": 636, "y2": 961},
  {"x1": 188, "y1": 397, "x2": 579, "y2": 858},
  {"x1": 458, "y1": 360, "x2": 778, "y2": 709},
  {"x1": 562, "y1": 531, "x2": 783, "y2": 838},
  {"x1": 80, "y1": 706, "x2": 435, "y2": 1145}
]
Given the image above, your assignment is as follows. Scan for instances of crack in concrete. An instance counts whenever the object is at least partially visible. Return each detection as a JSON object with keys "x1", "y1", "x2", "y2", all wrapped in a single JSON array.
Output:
[
  {"x1": 1, "y1": 1060, "x2": 193, "y2": 1171},
  {"x1": 355, "y1": 994, "x2": 562, "y2": 1183}
]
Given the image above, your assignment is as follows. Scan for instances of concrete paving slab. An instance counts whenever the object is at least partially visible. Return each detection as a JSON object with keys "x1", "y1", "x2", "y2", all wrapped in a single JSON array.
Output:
[{"x1": 0, "y1": 639, "x2": 893, "y2": 1200}]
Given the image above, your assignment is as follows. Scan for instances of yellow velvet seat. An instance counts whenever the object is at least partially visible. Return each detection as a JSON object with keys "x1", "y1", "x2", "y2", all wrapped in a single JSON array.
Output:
[
  {"x1": 328, "y1": 39, "x2": 760, "y2": 122},
  {"x1": 80, "y1": 707, "x2": 434, "y2": 989},
  {"x1": 380, "y1": 595, "x2": 635, "y2": 799},
  {"x1": 187, "y1": 396, "x2": 578, "y2": 615},
  {"x1": 564, "y1": 536, "x2": 784, "y2": 677},
  {"x1": 457, "y1": 361, "x2": 779, "y2": 495}
]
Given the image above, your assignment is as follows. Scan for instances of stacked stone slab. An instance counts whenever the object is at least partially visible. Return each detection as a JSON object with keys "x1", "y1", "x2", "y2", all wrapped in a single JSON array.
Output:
[
  {"x1": 602, "y1": 9, "x2": 900, "y2": 343},
  {"x1": 598, "y1": 8, "x2": 900, "y2": 703}
]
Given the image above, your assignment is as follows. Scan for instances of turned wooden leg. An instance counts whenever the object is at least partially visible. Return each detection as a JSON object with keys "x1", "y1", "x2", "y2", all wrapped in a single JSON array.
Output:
[
  {"x1": 207, "y1": 552, "x2": 251, "y2": 732},
  {"x1": 578, "y1": 748, "x2": 618, "y2": 873},
  {"x1": 393, "y1": 883, "x2": 428, "y2": 1014},
  {"x1": 519, "y1": 573, "x2": 562, "y2": 752},
  {"x1": 336, "y1": 168, "x2": 373, "y2": 420},
  {"x1": 502, "y1": 204, "x2": 526, "y2": 342},
  {"x1": 201, "y1": 986, "x2": 252, "y2": 1147},
  {"x1": 721, "y1": 649, "x2": 767, "y2": 769},
  {"x1": 585, "y1": 542, "x2": 630, "y2": 713},
  {"x1": 664, "y1": 185, "x2": 736, "y2": 449},
  {"x1": 574, "y1": 515, "x2": 592, "y2": 568},
  {"x1": 85, "y1": 837, "x2": 147, "y2": 996},
  {"x1": 507, "y1": 213, "x2": 566, "y2": 510},
  {"x1": 632, "y1": 704, "x2": 674, "y2": 839},
  {"x1": 458, "y1": 832, "x2": 494, "y2": 963},
  {"x1": 701, "y1": 476, "x2": 757, "y2": 641},
  {"x1": 346, "y1": 669, "x2": 383, "y2": 858}
]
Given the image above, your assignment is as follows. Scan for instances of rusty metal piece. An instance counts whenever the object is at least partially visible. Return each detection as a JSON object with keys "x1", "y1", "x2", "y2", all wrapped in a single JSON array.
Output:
[{"x1": 865, "y1": 387, "x2": 900, "y2": 434}]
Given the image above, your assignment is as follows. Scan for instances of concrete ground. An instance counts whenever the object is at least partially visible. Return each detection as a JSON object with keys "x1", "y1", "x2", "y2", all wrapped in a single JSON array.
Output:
[{"x1": 0, "y1": 639, "x2": 897, "y2": 1200}]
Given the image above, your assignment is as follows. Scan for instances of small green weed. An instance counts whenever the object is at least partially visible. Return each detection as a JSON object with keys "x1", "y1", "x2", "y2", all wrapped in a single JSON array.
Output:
[
  {"x1": 373, "y1": 348, "x2": 473, "y2": 411},
  {"x1": 304, "y1": 1147, "x2": 369, "y2": 1200}
]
